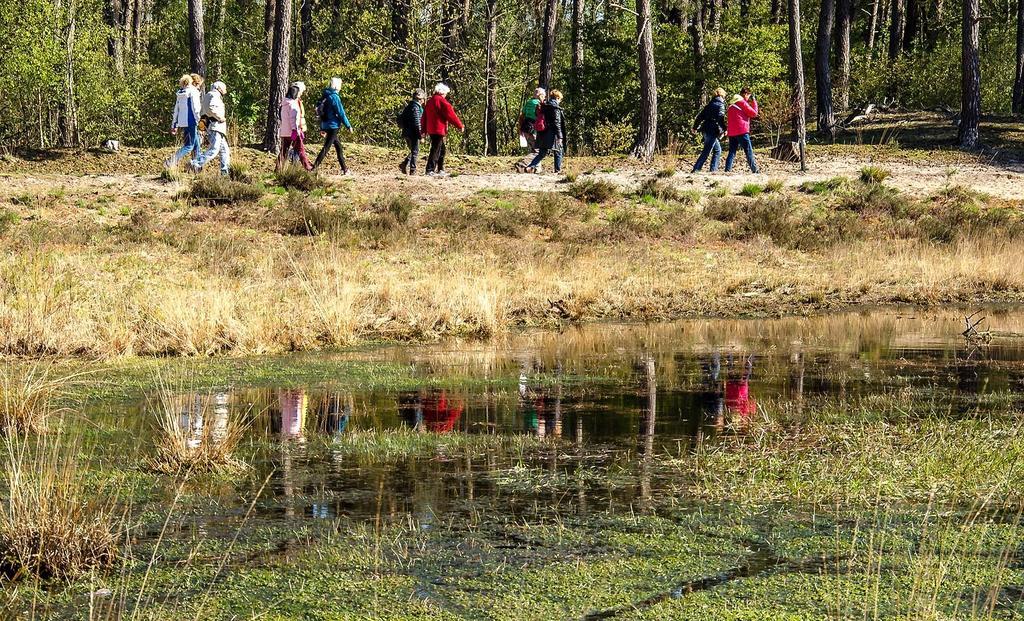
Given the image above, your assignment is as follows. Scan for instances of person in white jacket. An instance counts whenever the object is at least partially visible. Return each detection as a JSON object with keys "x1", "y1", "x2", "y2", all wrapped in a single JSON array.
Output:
[
  {"x1": 165, "y1": 75, "x2": 201, "y2": 169},
  {"x1": 190, "y1": 81, "x2": 230, "y2": 175}
]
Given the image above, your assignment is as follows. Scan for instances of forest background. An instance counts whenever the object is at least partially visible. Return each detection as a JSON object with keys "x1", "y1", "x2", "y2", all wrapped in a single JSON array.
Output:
[{"x1": 1, "y1": 0, "x2": 1022, "y2": 158}]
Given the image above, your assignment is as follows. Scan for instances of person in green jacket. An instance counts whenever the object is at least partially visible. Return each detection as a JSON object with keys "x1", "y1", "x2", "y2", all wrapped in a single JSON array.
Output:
[{"x1": 518, "y1": 87, "x2": 546, "y2": 152}]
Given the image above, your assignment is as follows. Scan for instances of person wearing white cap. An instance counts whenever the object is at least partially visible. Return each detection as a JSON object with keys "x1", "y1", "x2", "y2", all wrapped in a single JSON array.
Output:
[{"x1": 191, "y1": 81, "x2": 231, "y2": 175}]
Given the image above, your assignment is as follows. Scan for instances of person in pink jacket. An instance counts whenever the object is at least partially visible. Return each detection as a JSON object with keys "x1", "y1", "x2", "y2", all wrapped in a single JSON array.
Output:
[
  {"x1": 724, "y1": 87, "x2": 759, "y2": 174},
  {"x1": 277, "y1": 81, "x2": 312, "y2": 171}
]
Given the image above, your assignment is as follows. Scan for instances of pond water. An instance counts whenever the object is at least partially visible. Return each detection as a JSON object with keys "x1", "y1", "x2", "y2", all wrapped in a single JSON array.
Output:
[{"x1": 87, "y1": 308, "x2": 1024, "y2": 531}]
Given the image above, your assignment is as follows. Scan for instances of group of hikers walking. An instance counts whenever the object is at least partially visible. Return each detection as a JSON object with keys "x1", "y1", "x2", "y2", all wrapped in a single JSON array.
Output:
[{"x1": 166, "y1": 72, "x2": 758, "y2": 177}]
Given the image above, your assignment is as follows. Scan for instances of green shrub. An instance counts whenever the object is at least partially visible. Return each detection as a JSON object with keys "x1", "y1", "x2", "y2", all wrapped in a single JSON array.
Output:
[
  {"x1": 275, "y1": 166, "x2": 323, "y2": 191},
  {"x1": 860, "y1": 165, "x2": 891, "y2": 184},
  {"x1": 636, "y1": 178, "x2": 680, "y2": 201},
  {"x1": 604, "y1": 207, "x2": 662, "y2": 239},
  {"x1": 656, "y1": 167, "x2": 676, "y2": 179},
  {"x1": 0, "y1": 208, "x2": 19, "y2": 235},
  {"x1": 188, "y1": 176, "x2": 263, "y2": 204},
  {"x1": 159, "y1": 167, "x2": 182, "y2": 183},
  {"x1": 569, "y1": 179, "x2": 619, "y2": 203},
  {"x1": 838, "y1": 183, "x2": 911, "y2": 216},
  {"x1": 763, "y1": 179, "x2": 785, "y2": 193},
  {"x1": 800, "y1": 177, "x2": 849, "y2": 195},
  {"x1": 228, "y1": 162, "x2": 255, "y2": 184},
  {"x1": 560, "y1": 171, "x2": 578, "y2": 184},
  {"x1": 704, "y1": 196, "x2": 746, "y2": 222},
  {"x1": 534, "y1": 192, "x2": 568, "y2": 229},
  {"x1": 369, "y1": 194, "x2": 415, "y2": 229},
  {"x1": 118, "y1": 208, "x2": 156, "y2": 242},
  {"x1": 739, "y1": 183, "x2": 763, "y2": 198}
]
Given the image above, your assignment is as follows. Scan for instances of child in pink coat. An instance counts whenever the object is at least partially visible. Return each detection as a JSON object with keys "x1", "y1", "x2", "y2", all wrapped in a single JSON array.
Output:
[{"x1": 725, "y1": 87, "x2": 759, "y2": 173}]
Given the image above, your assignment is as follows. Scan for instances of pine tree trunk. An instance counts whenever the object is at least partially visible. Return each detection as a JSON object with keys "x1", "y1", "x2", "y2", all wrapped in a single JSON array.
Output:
[
  {"x1": 867, "y1": 0, "x2": 879, "y2": 48},
  {"x1": 815, "y1": 0, "x2": 835, "y2": 137},
  {"x1": 1013, "y1": 0, "x2": 1024, "y2": 113},
  {"x1": 441, "y1": 0, "x2": 460, "y2": 85},
  {"x1": 631, "y1": 0, "x2": 658, "y2": 161},
  {"x1": 391, "y1": 0, "x2": 410, "y2": 47},
  {"x1": 888, "y1": 0, "x2": 904, "y2": 59},
  {"x1": 215, "y1": 0, "x2": 226, "y2": 75},
  {"x1": 485, "y1": 0, "x2": 498, "y2": 155},
  {"x1": 131, "y1": 0, "x2": 143, "y2": 60},
  {"x1": 771, "y1": 0, "x2": 784, "y2": 24},
  {"x1": 299, "y1": 0, "x2": 313, "y2": 66},
  {"x1": 789, "y1": 0, "x2": 807, "y2": 170},
  {"x1": 689, "y1": 10, "x2": 706, "y2": 109},
  {"x1": 959, "y1": 0, "x2": 980, "y2": 147},
  {"x1": 903, "y1": 0, "x2": 918, "y2": 52},
  {"x1": 925, "y1": 0, "x2": 944, "y2": 49},
  {"x1": 538, "y1": 0, "x2": 558, "y2": 88},
  {"x1": 836, "y1": 0, "x2": 852, "y2": 110},
  {"x1": 60, "y1": 0, "x2": 80, "y2": 148},
  {"x1": 264, "y1": 0, "x2": 290, "y2": 152},
  {"x1": 188, "y1": 0, "x2": 206, "y2": 75},
  {"x1": 709, "y1": 0, "x2": 722, "y2": 32},
  {"x1": 264, "y1": 0, "x2": 274, "y2": 66},
  {"x1": 104, "y1": 0, "x2": 125, "y2": 75},
  {"x1": 570, "y1": 0, "x2": 585, "y2": 151}
]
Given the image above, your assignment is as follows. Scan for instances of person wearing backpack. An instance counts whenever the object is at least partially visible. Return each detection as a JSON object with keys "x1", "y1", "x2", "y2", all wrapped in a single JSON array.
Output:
[
  {"x1": 397, "y1": 88, "x2": 425, "y2": 175},
  {"x1": 524, "y1": 89, "x2": 565, "y2": 174},
  {"x1": 190, "y1": 81, "x2": 231, "y2": 175},
  {"x1": 311, "y1": 77, "x2": 353, "y2": 175},
  {"x1": 690, "y1": 87, "x2": 728, "y2": 173},
  {"x1": 422, "y1": 83, "x2": 464, "y2": 178},
  {"x1": 518, "y1": 87, "x2": 546, "y2": 152},
  {"x1": 724, "y1": 87, "x2": 760, "y2": 174},
  {"x1": 277, "y1": 81, "x2": 312, "y2": 172},
  {"x1": 165, "y1": 74, "x2": 201, "y2": 169}
]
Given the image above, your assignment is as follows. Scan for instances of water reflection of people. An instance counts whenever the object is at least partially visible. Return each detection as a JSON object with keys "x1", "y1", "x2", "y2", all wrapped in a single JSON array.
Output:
[
  {"x1": 275, "y1": 389, "x2": 307, "y2": 441},
  {"x1": 724, "y1": 355, "x2": 757, "y2": 427},
  {"x1": 399, "y1": 390, "x2": 463, "y2": 433},
  {"x1": 177, "y1": 394, "x2": 204, "y2": 449},
  {"x1": 316, "y1": 392, "x2": 352, "y2": 435},
  {"x1": 698, "y1": 351, "x2": 726, "y2": 432}
]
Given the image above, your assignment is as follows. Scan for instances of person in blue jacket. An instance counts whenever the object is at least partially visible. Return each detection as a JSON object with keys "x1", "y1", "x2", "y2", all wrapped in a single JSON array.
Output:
[
  {"x1": 312, "y1": 77, "x2": 353, "y2": 175},
  {"x1": 690, "y1": 87, "x2": 728, "y2": 173}
]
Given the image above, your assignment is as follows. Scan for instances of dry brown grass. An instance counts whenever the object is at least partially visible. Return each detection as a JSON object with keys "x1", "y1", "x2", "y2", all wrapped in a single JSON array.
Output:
[
  {"x1": 147, "y1": 389, "x2": 248, "y2": 475},
  {"x1": 0, "y1": 433, "x2": 119, "y2": 581},
  {"x1": 0, "y1": 363, "x2": 78, "y2": 433}
]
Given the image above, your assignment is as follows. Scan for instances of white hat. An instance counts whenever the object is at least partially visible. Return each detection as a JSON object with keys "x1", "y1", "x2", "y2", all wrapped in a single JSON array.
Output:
[{"x1": 212, "y1": 81, "x2": 227, "y2": 94}]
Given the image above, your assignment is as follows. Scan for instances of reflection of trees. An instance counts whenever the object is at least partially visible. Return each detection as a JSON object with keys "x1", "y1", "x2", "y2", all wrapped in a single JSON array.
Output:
[{"x1": 638, "y1": 355, "x2": 656, "y2": 512}]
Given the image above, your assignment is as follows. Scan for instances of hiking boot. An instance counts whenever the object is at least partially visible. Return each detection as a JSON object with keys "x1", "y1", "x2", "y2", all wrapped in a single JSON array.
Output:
[
  {"x1": 399, "y1": 160, "x2": 408, "y2": 175},
  {"x1": 436, "y1": 170, "x2": 450, "y2": 178}
]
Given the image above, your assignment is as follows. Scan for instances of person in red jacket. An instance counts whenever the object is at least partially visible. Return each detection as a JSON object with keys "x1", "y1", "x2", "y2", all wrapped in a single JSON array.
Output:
[
  {"x1": 724, "y1": 87, "x2": 760, "y2": 173},
  {"x1": 422, "y1": 83, "x2": 464, "y2": 177}
]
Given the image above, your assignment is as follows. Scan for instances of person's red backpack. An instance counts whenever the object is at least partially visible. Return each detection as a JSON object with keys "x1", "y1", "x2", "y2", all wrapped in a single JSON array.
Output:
[{"x1": 534, "y1": 103, "x2": 546, "y2": 133}]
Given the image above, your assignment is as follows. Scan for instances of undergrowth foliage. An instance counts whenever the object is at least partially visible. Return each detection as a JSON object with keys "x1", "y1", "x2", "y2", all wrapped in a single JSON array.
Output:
[
  {"x1": 568, "y1": 179, "x2": 618, "y2": 203},
  {"x1": 0, "y1": 433, "x2": 119, "y2": 581},
  {"x1": 188, "y1": 176, "x2": 264, "y2": 204},
  {"x1": 148, "y1": 389, "x2": 248, "y2": 475}
]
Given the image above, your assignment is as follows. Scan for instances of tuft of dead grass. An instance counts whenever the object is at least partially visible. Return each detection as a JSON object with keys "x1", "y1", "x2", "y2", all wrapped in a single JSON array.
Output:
[
  {"x1": 147, "y1": 389, "x2": 248, "y2": 475},
  {"x1": 0, "y1": 433, "x2": 119, "y2": 581},
  {"x1": 0, "y1": 363, "x2": 77, "y2": 434}
]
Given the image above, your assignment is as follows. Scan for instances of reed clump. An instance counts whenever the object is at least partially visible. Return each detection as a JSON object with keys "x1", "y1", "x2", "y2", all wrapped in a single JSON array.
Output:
[
  {"x1": 0, "y1": 364, "x2": 73, "y2": 434},
  {"x1": 148, "y1": 391, "x2": 248, "y2": 475},
  {"x1": 0, "y1": 434, "x2": 119, "y2": 581}
]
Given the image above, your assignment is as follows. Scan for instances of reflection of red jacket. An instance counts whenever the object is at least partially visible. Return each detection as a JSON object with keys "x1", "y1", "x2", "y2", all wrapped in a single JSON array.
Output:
[
  {"x1": 424, "y1": 391, "x2": 463, "y2": 433},
  {"x1": 725, "y1": 380, "x2": 757, "y2": 418},
  {"x1": 423, "y1": 94, "x2": 464, "y2": 136}
]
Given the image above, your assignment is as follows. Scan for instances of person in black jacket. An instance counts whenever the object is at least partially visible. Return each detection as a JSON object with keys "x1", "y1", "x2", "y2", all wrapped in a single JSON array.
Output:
[
  {"x1": 690, "y1": 87, "x2": 728, "y2": 173},
  {"x1": 524, "y1": 90, "x2": 566, "y2": 174},
  {"x1": 398, "y1": 88, "x2": 425, "y2": 175}
]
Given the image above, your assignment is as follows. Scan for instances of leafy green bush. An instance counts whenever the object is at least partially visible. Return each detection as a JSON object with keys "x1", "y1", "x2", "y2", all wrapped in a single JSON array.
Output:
[
  {"x1": 860, "y1": 166, "x2": 891, "y2": 184},
  {"x1": 569, "y1": 179, "x2": 619, "y2": 203},
  {"x1": 275, "y1": 166, "x2": 323, "y2": 191},
  {"x1": 188, "y1": 176, "x2": 263, "y2": 204}
]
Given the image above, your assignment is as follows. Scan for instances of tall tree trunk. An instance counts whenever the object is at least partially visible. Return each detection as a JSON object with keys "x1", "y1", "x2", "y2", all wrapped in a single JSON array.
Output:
[
  {"x1": 104, "y1": 0, "x2": 125, "y2": 75},
  {"x1": 925, "y1": 0, "x2": 944, "y2": 49},
  {"x1": 788, "y1": 0, "x2": 807, "y2": 170},
  {"x1": 391, "y1": 0, "x2": 410, "y2": 47},
  {"x1": 441, "y1": 0, "x2": 460, "y2": 85},
  {"x1": 215, "y1": 0, "x2": 226, "y2": 76},
  {"x1": 836, "y1": 0, "x2": 852, "y2": 110},
  {"x1": 299, "y1": 0, "x2": 313, "y2": 66},
  {"x1": 903, "y1": 0, "x2": 918, "y2": 52},
  {"x1": 689, "y1": 10, "x2": 706, "y2": 108},
  {"x1": 959, "y1": 0, "x2": 980, "y2": 147},
  {"x1": 709, "y1": 0, "x2": 722, "y2": 32},
  {"x1": 815, "y1": 0, "x2": 835, "y2": 137},
  {"x1": 264, "y1": 0, "x2": 291, "y2": 152},
  {"x1": 538, "y1": 0, "x2": 558, "y2": 88},
  {"x1": 740, "y1": 0, "x2": 750, "y2": 20},
  {"x1": 867, "y1": 0, "x2": 879, "y2": 48},
  {"x1": 1013, "y1": 0, "x2": 1024, "y2": 113},
  {"x1": 570, "y1": 0, "x2": 585, "y2": 151},
  {"x1": 188, "y1": 0, "x2": 206, "y2": 75},
  {"x1": 60, "y1": 0, "x2": 80, "y2": 148},
  {"x1": 888, "y1": 0, "x2": 904, "y2": 60},
  {"x1": 631, "y1": 0, "x2": 658, "y2": 161},
  {"x1": 484, "y1": 0, "x2": 498, "y2": 155},
  {"x1": 771, "y1": 0, "x2": 784, "y2": 24},
  {"x1": 264, "y1": 0, "x2": 275, "y2": 66}
]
